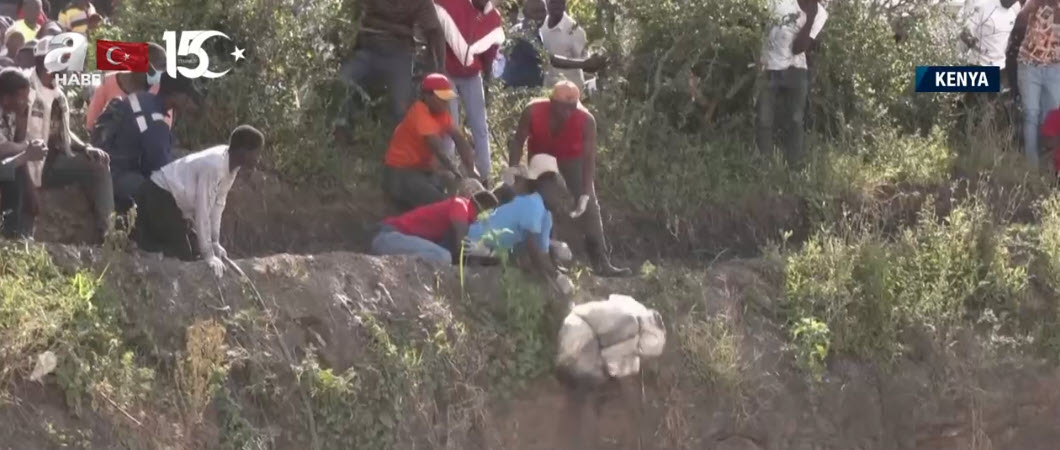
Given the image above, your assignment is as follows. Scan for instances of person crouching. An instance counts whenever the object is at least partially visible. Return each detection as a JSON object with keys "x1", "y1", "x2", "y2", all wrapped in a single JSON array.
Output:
[{"x1": 131, "y1": 125, "x2": 264, "y2": 277}]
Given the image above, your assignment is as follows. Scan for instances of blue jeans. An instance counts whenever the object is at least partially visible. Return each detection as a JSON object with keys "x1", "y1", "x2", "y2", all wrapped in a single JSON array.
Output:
[
  {"x1": 337, "y1": 37, "x2": 415, "y2": 128},
  {"x1": 371, "y1": 225, "x2": 452, "y2": 264},
  {"x1": 444, "y1": 74, "x2": 492, "y2": 181},
  {"x1": 1018, "y1": 63, "x2": 1060, "y2": 168}
]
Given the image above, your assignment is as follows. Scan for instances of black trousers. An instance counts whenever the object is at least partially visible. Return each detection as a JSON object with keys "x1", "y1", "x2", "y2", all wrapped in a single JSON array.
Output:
[
  {"x1": 0, "y1": 165, "x2": 27, "y2": 239},
  {"x1": 132, "y1": 179, "x2": 200, "y2": 261}
]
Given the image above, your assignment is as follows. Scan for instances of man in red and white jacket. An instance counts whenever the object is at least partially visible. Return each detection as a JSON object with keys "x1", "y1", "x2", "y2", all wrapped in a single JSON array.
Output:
[{"x1": 434, "y1": 0, "x2": 504, "y2": 184}]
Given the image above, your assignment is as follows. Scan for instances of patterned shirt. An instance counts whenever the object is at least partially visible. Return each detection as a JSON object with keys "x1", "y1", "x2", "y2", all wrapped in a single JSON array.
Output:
[{"x1": 1019, "y1": 4, "x2": 1060, "y2": 65}]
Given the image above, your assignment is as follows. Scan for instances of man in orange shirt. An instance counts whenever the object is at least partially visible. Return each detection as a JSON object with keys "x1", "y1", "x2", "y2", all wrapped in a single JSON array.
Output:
[{"x1": 383, "y1": 73, "x2": 480, "y2": 211}]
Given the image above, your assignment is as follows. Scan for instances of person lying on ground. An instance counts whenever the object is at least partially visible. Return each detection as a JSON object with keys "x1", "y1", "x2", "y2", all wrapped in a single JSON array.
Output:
[
  {"x1": 0, "y1": 68, "x2": 45, "y2": 238},
  {"x1": 508, "y1": 80, "x2": 631, "y2": 277},
  {"x1": 465, "y1": 153, "x2": 573, "y2": 293},
  {"x1": 93, "y1": 71, "x2": 201, "y2": 214},
  {"x1": 371, "y1": 178, "x2": 502, "y2": 265},
  {"x1": 85, "y1": 42, "x2": 169, "y2": 131},
  {"x1": 57, "y1": 0, "x2": 102, "y2": 34},
  {"x1": 12, "y1": 36, "x2": 113, "y2": 242},
  {"x1": 132, "y1": 125, "x2": 264, "y2": 277},
  {"x1": 382, "y1": 73, "x2": 481, "y2": 211}
]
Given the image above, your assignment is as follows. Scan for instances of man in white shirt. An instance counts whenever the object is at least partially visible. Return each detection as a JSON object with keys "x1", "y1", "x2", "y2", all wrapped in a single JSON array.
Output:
[
  {"x1": 540, "y1": 0, "x2": 606, "y2": 91},
  {"x1": 132, "y1": 125, "x2": 264, "y2": 277},
  {"x1": 756, "y1": 0, "x2": 827, "y2": 169},
  {"x1": 961, "y1": 0, "x2": 1021, "y2": 69}
]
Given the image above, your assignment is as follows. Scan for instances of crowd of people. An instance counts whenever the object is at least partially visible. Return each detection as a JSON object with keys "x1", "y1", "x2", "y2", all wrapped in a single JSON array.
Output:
[{"x1": 0, "y1": 0, "x2": 263, "y2": 279}]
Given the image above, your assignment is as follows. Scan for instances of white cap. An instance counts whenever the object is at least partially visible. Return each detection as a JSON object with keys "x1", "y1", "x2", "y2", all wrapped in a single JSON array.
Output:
[{"x1": 527, "y1": 154, "x2": 559, "y2": 180}]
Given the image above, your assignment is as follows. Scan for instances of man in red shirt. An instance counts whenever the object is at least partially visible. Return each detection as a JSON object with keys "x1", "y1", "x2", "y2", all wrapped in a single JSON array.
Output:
[
  {"x1": 508, "y1": 80, "x2": 630, "y2": 277},
  {"x1": 435, "y1": 0, "x2": 505, "y2": 184},
  {"x1": 371, "y1": 183, "x2": 500, "y2": 264}
]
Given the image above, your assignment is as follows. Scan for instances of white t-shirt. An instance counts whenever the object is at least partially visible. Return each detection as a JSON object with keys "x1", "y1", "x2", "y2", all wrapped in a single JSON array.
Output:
[
  {"x1": 761, "y1": 0, "x2": 828, "y2": 71},
  {"x1": 26, "y1": 70, "x2": 68, "y2": 186},
  {"x1": 540, "y1": 13, "x2": 588, "y2": 89},
  {"x1": 151, "y1": 145, "x2": 240, "y2": 260},
  {"x1": 961, "y1": 0, "x2": 1021, "y2": 68}
]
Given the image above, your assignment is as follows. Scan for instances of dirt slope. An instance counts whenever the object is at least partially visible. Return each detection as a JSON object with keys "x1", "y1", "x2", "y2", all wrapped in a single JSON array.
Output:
[{"x1": 1, "y1": 246, "x2": 1058, "y2": 449}]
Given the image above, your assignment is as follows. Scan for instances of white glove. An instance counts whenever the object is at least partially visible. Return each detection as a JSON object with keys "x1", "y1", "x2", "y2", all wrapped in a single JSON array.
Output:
[
  {"x1": 206, "y1": 256, "x2": 225, "y2": 278},
  {"x1": 556, "y1": 273, "x2": 574, "y2": 296},
  {"x1": 464, "y1": 239, "x2": 493, "y2": 258},
  {"x1": 213, "y1": 243, "x2": 228, "y2": 260},
  {"x1": 570, "y1": 195, "x2": 590, "y2": 218}
]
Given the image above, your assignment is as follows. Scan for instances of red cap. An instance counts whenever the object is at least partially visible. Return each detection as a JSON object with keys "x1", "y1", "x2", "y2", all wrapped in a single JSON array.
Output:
[{"x1": 421, "y1": 73, "x2": 457, "y2": 100}]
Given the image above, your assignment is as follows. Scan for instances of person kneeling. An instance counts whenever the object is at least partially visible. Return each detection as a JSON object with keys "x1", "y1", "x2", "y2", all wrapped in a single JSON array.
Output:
[
  {"x1": 372, "y1": 179, "x2": 502, "y2": 264},
  {"x1": 132, "y1": 125, "x2": 264, "y2": 277},
  {"x1": 464, "y1": 154, "x2": 573, "y2": 294}
]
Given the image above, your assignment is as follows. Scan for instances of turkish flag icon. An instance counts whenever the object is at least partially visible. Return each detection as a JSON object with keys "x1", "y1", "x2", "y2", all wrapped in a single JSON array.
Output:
[{"x1": 96, "y1": 40, "x2": 149, "y2": 72}]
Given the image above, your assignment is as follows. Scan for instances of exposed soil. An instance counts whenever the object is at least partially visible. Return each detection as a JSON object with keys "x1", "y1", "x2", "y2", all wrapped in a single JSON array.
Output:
[{"x1": 1, "y1": 246, "x2": 1057, "y2": 450}]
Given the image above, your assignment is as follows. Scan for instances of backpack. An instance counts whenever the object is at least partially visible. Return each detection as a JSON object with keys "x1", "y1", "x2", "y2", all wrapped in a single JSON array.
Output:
[{"x1": 91, "y1": 97, "x2": 128, "y2": 152}]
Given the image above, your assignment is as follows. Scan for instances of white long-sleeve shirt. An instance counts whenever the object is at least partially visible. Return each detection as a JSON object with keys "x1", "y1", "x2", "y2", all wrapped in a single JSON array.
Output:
[
  {"x1": 150, "y1": 145, "x2": 239, "y2": 260},
  {"x1": 960, "y1": 0, "x2": 1021, "y2": 68}
]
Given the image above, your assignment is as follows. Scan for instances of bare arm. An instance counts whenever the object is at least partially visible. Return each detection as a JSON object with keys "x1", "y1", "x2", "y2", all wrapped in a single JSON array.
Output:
[
  {"x1": 509, "y1": 106, "x2": 532, "y2": 166},
  {"x1": 447, "y1": 125, "x2": 479, "y2": 177},
  {"x1": 426, "y1": 134, "x2": 462, "y2": 175},
  {"x1": 451, "y1": 219, "x2": 470, "y2": 250},
  {"x1": 525, "y1": 234, "x2": 558, "y2": 279},
  {"x1": 581, "y1": 113, "x2": 597, "y2": 196},
  {"x1": 792, "y1": 0, "x2": 819, "y2": 55}
]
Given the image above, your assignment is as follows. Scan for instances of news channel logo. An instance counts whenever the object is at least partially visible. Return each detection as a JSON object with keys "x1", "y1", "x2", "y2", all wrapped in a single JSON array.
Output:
[
  {"x1": 43, "y1": 30, "x2": 245, "y2": 85},
  {"x1": 914, "y1": 66, "x2": 1001, "y2": 93}
]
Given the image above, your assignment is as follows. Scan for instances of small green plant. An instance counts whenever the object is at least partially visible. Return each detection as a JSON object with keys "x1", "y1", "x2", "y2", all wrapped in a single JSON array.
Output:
[
  {"x1": 678, "y1": 315, "x2": 746, "y2": 391},
  {"x1": 791, "y1": 317, "x2": 830, "y2": 382}
]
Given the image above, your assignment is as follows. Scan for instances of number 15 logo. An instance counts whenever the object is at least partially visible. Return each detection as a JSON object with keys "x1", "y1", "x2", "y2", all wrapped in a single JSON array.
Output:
[{"x1": 163, "y1": 30, "x2": 232, "y2": 79}]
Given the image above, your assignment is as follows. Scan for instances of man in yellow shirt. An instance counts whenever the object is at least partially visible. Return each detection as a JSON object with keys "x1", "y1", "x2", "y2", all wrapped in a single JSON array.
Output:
[{"x1": 58, "y1": 0, "x2": 102, "y2": 35}]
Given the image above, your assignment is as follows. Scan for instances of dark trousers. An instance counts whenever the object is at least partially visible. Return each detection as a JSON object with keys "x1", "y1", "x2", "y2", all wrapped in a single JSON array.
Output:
[
  {"x1": 756, "y1": 68, "x2": 809, "y2": 168},
  {"x1": 132, "y1": 179, "x2": 199, "y2": 261},
  {"x1": 0, "y1": 165, "x2": 28, "y2": 238},
  {"x1": 112, "y1": 168, "x2": 146, "y2": 214},
  {"x1": 337, "y1": 37, "x2": 415, "y2": 129},
  {"x1": 381, "y1": 166, "x2": 446, "y2": 212},
  {"x1": 538, "y1": 156, "x2": 612, "y2": 263}
]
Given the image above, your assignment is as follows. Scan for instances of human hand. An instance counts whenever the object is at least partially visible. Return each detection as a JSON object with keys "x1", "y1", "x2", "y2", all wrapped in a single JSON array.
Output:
[
  {"x1": 213, "y1": 243, "x2": 228, "y2": 260},
  {"x1": 585, "y1": 54, "x2": 608, "y2": 72},
  {"x1": 570, "y1": 195, "x2": 590, "y2": 218},
  {"x1": 206, "y1": 256, "x2": 225, "y2": 278},
  {"x1": 85, "y1": 146, "x2": 110, "y2": 165}
]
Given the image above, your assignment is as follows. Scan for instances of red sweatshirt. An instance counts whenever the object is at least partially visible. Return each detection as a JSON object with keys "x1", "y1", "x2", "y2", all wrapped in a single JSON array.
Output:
[{"x1": 434, "y1": 0, "x2": 505, "y2": 78}]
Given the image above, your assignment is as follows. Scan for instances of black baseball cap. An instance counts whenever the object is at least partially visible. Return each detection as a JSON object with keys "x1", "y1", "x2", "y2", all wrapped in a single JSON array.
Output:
[{"x1": 158, "y1": 72, "x2": 204, "y2": 106}]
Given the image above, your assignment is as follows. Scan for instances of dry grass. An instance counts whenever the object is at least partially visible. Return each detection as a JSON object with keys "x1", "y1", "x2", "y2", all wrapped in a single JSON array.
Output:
[{"x1": 175, "y1": 319, "x2": 227, "y2": 427}]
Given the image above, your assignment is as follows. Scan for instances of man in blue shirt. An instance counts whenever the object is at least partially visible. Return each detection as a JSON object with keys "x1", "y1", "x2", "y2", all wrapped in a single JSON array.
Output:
[
  {"x1": 93, "y1": 72, "x2": 201, "y2": 212},
  {"x1": 466, "y1": 153, "x2": 571, "y2": 293}
]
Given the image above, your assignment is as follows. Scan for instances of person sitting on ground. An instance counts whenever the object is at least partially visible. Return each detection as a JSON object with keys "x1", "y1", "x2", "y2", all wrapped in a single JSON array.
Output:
[
  {"x1": 57, "y1": 0, "x2": 102, "y2": 34},
  {"x1": 86, "y1": 42, "x2": 169, "y2": 131},
  {"x1": 371, "y1": 179, "x2": 502, "y2": 264},
  {"x1": 465, "y1": 153, "x2": 572, "y2": 293},
  {"x1": 382, "y1": 73, "x2": 481, "y2": 211},
  {"x1": 93, "y1": 72, "x2": 201, "y2": 213},
  {"x1": 13, "y1": 36, "x2": 113, "y2": 241},
  {"x1": 0, "y1": 68, "x2": 46, "y2": 238},
  {"x1": 508, "y1": 80, "x2": 631, "y2": 277},
  {"x1": 132, "y1": 125, "x2": 264, "y2": 277}
]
